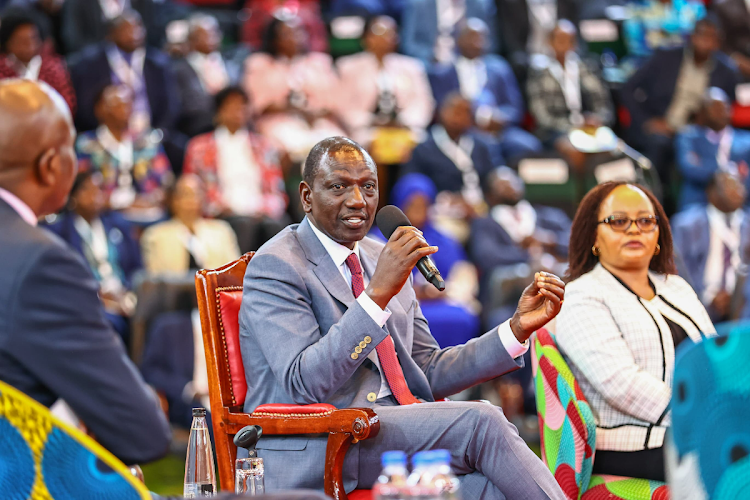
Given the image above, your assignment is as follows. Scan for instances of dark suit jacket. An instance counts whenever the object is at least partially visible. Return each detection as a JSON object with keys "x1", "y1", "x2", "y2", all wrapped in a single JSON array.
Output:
[
  {"x1": 0, "y1": 198, "x2": 170, "y2": 464},
  {"x1": 68, "y1": 44, "x2": 179, "y2": 134},
  {"x1": 428, "y1": 54, "x2": 525, "y2": 124},
  {"x1": 671, "y1": 205, "x2": 750, "y2": 318},
  {"x1": 468, "y1": 207, "x2": 571, "y2": 304},
  {"x1": 621, "y1": 47, "x2": 740, "y2": 136},
  {"x1": 44, "y1": 211, "x2": 142, "y2": 290},
  {"x1": 496, "y1": 0, "x2": 578, "y2": 66},
  {"x1": 716, "y1": 0, "x2": 750, "y2": 59},
  {"x1": 403, "y1": 131, "x2": 498, "y2": 192}
]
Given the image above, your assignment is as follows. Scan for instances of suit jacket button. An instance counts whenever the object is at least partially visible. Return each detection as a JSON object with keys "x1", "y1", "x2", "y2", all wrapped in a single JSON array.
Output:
[
  {"x1": 355, "y1": 346, "x2": 363, "y2": 354},
  {"x1": 359, "y1": 341, "x2": 367, "y2": 349},
  {"x1": 367, "y1": 392, "x2": 377, "y2": 402},
  {"x1": 364, "y1": 336, "x2": 372, "y2": 344},
  {"x1": 351, "y1": 353, "x2": 359, "y2": 360}
]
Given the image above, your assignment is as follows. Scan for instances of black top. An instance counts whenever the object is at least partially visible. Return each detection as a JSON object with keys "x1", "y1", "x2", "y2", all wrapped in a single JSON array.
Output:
[{"x1": 664, "y1": 317, "x2": 689, "y2": 348}]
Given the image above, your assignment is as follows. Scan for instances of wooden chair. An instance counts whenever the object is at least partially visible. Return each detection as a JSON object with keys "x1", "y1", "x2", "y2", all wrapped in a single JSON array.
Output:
[{"x1": 195, "y1": 252, "x2": 380, "y2": 499}]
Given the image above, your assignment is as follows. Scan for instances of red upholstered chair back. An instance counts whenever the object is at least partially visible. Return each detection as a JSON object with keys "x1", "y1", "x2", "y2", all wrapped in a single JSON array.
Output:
[{"x1": 196, "y1": 252, "x2": 253, "y2": 411}]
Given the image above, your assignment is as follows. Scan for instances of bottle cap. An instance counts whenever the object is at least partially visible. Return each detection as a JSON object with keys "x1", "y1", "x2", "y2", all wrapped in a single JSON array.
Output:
[
  {"x1": 381, "y1": 450, "x2": 407, "y2": 468},
  {"x1": 432, "y1": 449, "x2": 451, "y2": 464},
  {"x1": 192, "y1": 407, "x2": 207, "y2": 417},
  {"x1": 411, "y1": 450, "x2": 434, "y2": 468}
]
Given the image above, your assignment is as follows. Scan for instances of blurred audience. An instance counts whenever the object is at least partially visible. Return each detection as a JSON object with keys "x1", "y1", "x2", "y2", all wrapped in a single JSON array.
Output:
[
  {"x1": 241, "y1": 0, "x2": 329, "y2": 53},
  {"x1": 337, "y1": 15, "x2": 433, "y2": 161},
  {"x1": 496, "y1": 0, "x2": 578, "y2": 74},
  {"x1": 676, "y1": 87, "x2": 750, "y2": 209},
  {"x1": 469, "y1": 167, "x2": 569, "y2": 324},
  {"x1": 556, "y1": 182, "x2": 715, "y2": 481},
  {"x1": 328, "y1": 0, "x2": 405, "y2": 21},
  {"x1": 0, "y1": 7, "x2": 75, "y2": 111},
  {"x1": 404, "y1": 92, "x2": 497, "y2": 233},
  {"x1": 400, "y1": 0, "x2": 497, "y2": 64},
  {"x1": 45, "y1": 171, "x2": 141, "y2": 344},
  {"x1": 75, "y1": 84, "x2": 172, "y2": 220},
  {"x1": 429, "y1": 18, "x2": 542, "y2": 161},
  {"x1": 390, "y1": 173, "x2": 481, "y2": 347},
  {"x1": 69, "y1": 10, "x2": 178, "y2": 137},
  {"x1": 172, "y1": 14, "x2": 248, "y2": 144},
  {"x1": 622, "y1": 18, "x2": 739, "y2": 185},
  {"x1": 526, "y1": 20, "x2": 613, "y2": 171},
  {"x1": 623, "y1": 0, "x2": 706, "y2": 61},
  {"x1": 183, "y1": 86, "x2": 288, "y2": 253},
  {"x1": 141, "y1": 174, "x2": 240, "y2": 275},
  {"x1": 715, "y1": 0, "x2": 750, "y2": 79},
  {"x1": 243, "y1": 16, "x2": 345, "y2": 163},
  {"x1": 672, "y1": 172, "x2": 750, "y2": 324}
]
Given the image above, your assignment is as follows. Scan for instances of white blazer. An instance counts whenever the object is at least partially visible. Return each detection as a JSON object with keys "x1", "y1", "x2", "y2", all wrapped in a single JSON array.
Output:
[{"x1": 555, "y1": 263, "x2": 715, "y2": 452}]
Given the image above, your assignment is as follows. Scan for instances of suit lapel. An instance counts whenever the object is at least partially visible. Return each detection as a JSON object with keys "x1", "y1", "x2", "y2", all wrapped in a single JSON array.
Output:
[{"x1": 297, "y1": 218, "x2": 356, "y2": 308}]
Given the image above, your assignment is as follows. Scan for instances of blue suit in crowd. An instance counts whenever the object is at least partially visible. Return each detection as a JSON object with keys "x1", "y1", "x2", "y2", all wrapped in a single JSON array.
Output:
[
  {"x1": 400, "y1": 0, "x2": 498, "y2": 64},
  {"x1": 429, "y1": 55, "x2": 543, "y2": 160},
  {"x1": 675, "y1": 125, "x2": 750, "y2": 209}
]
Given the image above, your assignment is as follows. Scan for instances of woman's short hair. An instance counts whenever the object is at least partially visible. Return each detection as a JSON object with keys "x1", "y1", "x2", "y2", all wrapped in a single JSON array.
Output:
[{"x1": 566, "y1": 182, "x2": 676, "y2": 282}]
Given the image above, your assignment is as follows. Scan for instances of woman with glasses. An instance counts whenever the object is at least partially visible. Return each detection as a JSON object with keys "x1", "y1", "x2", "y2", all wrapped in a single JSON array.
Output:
[{"x1": 555, "y1": 182, "x2": 715, "y2": 481}]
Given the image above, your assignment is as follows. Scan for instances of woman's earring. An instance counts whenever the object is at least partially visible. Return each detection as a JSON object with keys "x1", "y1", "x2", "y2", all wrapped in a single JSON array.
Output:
[
  {"x1": 592, "y1": 246, "x2": 600, "y2": 257},
  {"x1": 654, "y1": 244, "x2": 661, "y2": 256}
]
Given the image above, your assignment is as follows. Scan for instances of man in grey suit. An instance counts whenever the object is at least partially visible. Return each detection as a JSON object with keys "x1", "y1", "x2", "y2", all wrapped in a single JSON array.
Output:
[
  {"x1": 0, "y1": 79, "x2": 170, "y2": 465},
  {"x1": 240, "y1": 136, "x2": 566, "y2": 499}
]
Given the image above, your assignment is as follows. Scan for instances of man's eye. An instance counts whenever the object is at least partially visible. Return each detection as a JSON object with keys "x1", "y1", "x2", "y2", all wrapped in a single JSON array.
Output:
[{"x1": 331, "y1": 184, "x2": 344, "y2": 190}]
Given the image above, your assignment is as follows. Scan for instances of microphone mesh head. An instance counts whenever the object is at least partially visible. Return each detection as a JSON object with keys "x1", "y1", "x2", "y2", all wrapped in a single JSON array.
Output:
[{"x1": 376, "y1": 205, "x2": 412, "y2": 239}]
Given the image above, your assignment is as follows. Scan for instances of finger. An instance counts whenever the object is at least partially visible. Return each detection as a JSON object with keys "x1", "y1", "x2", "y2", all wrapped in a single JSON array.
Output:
[
  {"x1": 537, "y1": 272, "x2": 565, "y2": 289},
  {"x1": 412, "y1": 246, "x2": 439, "y2": 259},
  {"x1": 538, "y1": 282, "x2": 565, "y2": 299},
  {"x1": 539, "y1": 288, "x2": 562, "y2": 309},
  {"x1": 403, "y1": 233, "x2": 430, "y2": 253}
]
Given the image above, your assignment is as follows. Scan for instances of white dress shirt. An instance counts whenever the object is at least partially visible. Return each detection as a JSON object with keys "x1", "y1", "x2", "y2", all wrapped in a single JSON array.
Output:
[
  {"x1": 455, "y1": 56, "x2": 487, "y2": 100},
  {"x1": 703, "y1": 204, "x2": 744, "y2": 304},
  {"x1": 215, "y1": 127, "x2": 264, "y2": 217},
  {"x1": 0, "y1": 187, "x2": 37, "y2": 226},
  {"x1": 308, "y1": 220, "x2": 527, "y2": 400}
]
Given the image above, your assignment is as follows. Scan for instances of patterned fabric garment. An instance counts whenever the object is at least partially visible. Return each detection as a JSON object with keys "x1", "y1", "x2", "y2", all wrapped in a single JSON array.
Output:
[
  {"x1": 183, "y1": 131, "x2": 287, "y2": 219},
  {"x1": 344, "y1": 253, "x2": 419, "y2": 406},
  {"x1": 75, "y1": 129, "x2": 172, "y2": 200},
  {"x1": 0, "y1": 379, "x2": 150, "y2": 500},
  {"x1": 533, "y1": 328, "x2": 669, "y2": 500},
  {"x1": 670, "y1": 328, "x2": 750, "y2": 500},
  {"x1": 0, "y1": 53, "x2": 77, "y2": 113}
]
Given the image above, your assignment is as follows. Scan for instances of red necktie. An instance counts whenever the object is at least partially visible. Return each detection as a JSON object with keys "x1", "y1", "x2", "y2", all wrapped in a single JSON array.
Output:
[{"x1": 345, "y1": 253, "x2": 419, "y2": 405}]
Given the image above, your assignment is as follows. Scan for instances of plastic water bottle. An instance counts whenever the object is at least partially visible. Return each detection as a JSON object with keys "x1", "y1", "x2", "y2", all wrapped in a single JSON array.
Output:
[
  {"x1": 406, "y1": 451, "x2": 440, "y2": 500},
  {"x1": 373, "y1": 450, "x2": 409, "y2": 499},
  {"x1": 184, "y1": 408, "x2": 217, "y2": 497},
  {"x1": 430, "y1": 450, "x2": 461, "y2": 499}
]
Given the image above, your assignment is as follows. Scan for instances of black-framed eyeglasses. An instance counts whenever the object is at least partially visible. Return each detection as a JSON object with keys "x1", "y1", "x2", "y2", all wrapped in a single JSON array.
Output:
[{"x1": 598, "y1": 215, "x2": 659, "y2": 233}]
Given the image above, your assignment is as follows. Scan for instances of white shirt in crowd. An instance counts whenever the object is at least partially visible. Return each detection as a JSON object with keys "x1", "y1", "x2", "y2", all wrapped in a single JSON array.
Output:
[{"x1": 215, "y1": 126, "x2": 264, "y2": 217}]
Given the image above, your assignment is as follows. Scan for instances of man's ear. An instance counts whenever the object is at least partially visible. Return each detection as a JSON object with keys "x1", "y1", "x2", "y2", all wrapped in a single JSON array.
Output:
[
  {"x1": 36, "y1": 148, "x2": 58, "y2": 187},
  {"x1": 300, "y1": 180, "x2": 313, "y2": 214}
]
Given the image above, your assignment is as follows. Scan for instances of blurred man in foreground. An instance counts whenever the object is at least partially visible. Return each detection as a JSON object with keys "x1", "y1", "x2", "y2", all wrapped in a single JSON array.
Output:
[{"x1": 0, "y1": 79, "x2": 170, "y2": 465}]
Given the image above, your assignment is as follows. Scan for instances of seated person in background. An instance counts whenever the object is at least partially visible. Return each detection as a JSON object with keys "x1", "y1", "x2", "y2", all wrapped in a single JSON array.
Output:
[
  {"x1": 382, "y1": 173, "x2": 481, "y2": 348},
  {"x1": 676, "y1": 87, "x2": 750, "y2": 209},
  {"x1": 715, "y1": 0, "x2": 750, "y2": 79},
  {"x1": 469, "y1": 167, "x2": 570, "y2": 325},
  {"x1": 45, "y1": 172, "x2": 141, "y2": 344},
  {"x1": 141, "y1": 174, "x2": 241, "y2": 275},
  {"x1": 184, "y1": 86, "x2": 288, "y2": 253},
  {"x1": 243, "y1": 15, "x2": 345, "y2": 163},
  {"x1": 0, "y1": 79, "x2": 170, "y2": 466},
  {"x1": 140, "y1": 174, "x2": 240, "y2": 427},
  {"x1": 526, "y1": 20, "x2": 613, "y2": 172},
  {"x1": 621, "y1": 18, "x2": 739, "y2": 186},
  {"x1": 76, "y1": 84, "x2": 172, "y2": 221},
  {"x1": 0, "y1": 8, "x2": 76, "y2": 112},
  {"x1": 496, "y1": 0, "x2": 578, "y2": 76},
  {"x1": 68, "y1": 10, "x2": 178, "y2": 137},
  {"x1": 672, "y1": 172, "x2": 750, "y2": 324},
  {"x1": 623, "y1": 0, "x2": 706, "y2": 61},
  {"x1": 429, "y1": 18, "x2": 542, "y2": 161},
  {"x1": 172, "y1": 14, "x2": 249, "y2": 145},
  {"x1": 404, "y1": 92, "x2": 499, "y2": 240},
  {"x1": 240, "y1": 135, "x2": 567, "y2": 498},
  {"x1": 556, "y1": 182, "x2": 715, "y2": 481},
  {"x1": 336, "y1": 16, "x2": 434, "y2": 161},
  {"x1": 241, "y1": 0, "x2": 329, "y2": 53},
  {"x1": 400, "y1": 0, "x2": 498, "y2": 65}
]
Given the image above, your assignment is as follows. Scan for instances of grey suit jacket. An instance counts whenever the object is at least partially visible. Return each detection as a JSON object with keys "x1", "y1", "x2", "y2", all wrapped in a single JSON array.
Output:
[{"x1": 239, "y1": 217, "x2": 521, "y2": 491}]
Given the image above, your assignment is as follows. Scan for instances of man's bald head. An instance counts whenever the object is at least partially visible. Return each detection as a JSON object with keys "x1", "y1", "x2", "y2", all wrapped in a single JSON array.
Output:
[{"x1": 0, "y1": 80, "x2": 77, "y2": 217}]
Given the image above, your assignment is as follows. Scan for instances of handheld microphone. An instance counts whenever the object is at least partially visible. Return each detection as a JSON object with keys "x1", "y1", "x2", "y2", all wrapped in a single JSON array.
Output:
[{"x1": 376, "y1": 205, "x2": 446, "y2": 291}]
